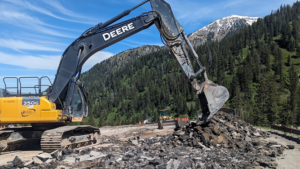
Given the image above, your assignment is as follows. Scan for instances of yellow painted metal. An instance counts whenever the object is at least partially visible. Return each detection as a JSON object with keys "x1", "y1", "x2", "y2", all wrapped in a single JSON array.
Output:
[
  {"x1": 0, "y1": 97, "x2": 2, "y2": 119},
  {"x1": 0, "y1": 96, "x2": 63, "y2": 123},
  {"x1": 72, "y1": 117, "x2": 82, "y2": 122},
  {"x1": 159, "y1": 109, "x2": 172, "y2": 121},
  {"x1": 72, "y1": 117, "x2": 87, "y2": 122}
]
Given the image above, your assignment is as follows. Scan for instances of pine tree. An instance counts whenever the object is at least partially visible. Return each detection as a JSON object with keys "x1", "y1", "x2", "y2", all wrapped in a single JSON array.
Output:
[
  {"x1": 98, "y1": 111, "x2": 104, "y2": 127},
  {"x1": 287, "y1": 55, "x2": 291, "y2": 67},
  {"x1": 265, "y1": 74, "x2": 280, "y2": 125},
  {"x1": 255, "y1": 75, "x2": 268, "y2": 126},
  {"x1": 289, "y1": 64, "x2": 298, "y2": 112},
  {"x1": 88, "y1": 112, "x2": 96, "y2": 127},
  {"x1": 295, "y1": 86, "x2": 300, "y2": 126},
  {"x1": 292, "y1": 18, "x2": 300, "y2": 40},
  {"x1": 231, "y1": 86, "x2": 244, "y2": 120},
  {"x1": 296, "y1": 45, "x2": 300, "y2": 58}
]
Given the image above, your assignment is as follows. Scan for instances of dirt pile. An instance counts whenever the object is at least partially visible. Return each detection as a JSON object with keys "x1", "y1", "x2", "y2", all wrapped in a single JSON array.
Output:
[{"x1": 1, "y1": 112, "x2": 288, "y2": 169}]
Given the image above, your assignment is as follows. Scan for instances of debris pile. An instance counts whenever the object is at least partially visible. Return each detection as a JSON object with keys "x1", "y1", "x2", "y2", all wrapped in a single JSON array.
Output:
[
  {"x1": 174, "y1": 111, "x2": 270, "y2": 149},
  {"x1": 2, "y1": 112, "x2": 288, "y2": 169}
]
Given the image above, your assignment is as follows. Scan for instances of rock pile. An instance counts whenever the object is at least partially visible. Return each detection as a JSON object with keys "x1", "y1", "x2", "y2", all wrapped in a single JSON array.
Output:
[
  {"x1": 2, "y1": 111, "x2": 288, "y2": 169},
  {"x1": 174, "y1": 111, "x2": 270, "y2": 149}
]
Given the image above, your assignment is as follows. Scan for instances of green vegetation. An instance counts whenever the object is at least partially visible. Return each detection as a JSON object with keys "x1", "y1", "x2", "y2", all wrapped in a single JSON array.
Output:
[{"x1": 82, "y1": 2, "x2": 300, "y2": 127}]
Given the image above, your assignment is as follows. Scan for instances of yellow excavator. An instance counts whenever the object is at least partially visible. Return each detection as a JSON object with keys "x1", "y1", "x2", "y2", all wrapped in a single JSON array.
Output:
[
  {"x1": 0, "y1": 0, "x2": 229, "y2": 152},
  {"x1": 159, "y1": 109, "x2": 172, "y2": 121},
  {"x1": 158, "y1": 109, "x2": 177, "y2": 129}
]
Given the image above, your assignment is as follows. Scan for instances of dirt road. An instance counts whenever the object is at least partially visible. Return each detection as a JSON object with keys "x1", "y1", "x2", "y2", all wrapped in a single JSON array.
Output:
[{"x1": 262, "y1": 129, "x2": 300, "y2": 169}]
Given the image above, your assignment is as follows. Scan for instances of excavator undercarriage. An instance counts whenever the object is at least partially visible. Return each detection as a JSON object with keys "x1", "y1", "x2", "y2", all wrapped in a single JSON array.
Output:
[{"x1": 0, "y1": 125, "x2": 99, "y2": 152}]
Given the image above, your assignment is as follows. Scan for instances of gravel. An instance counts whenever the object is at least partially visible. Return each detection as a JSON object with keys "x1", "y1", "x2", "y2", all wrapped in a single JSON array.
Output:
[{"x1": 0, "y1": 111, "x2": 287, "y2": 169}]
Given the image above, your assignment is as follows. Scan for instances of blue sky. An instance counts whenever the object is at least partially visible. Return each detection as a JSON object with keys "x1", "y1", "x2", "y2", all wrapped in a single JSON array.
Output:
[{"x1": 0, "y1": 0, "x2": 297, "y2": 89}]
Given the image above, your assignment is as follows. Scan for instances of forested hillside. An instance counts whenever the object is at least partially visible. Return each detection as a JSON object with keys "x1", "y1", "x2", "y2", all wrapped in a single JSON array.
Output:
[
  {"x1": 81, "y1": 45, "x2": 161, "y2": 87},
  {"x1": 82, "y1": 2, "x2": 300, "y2": 127}
]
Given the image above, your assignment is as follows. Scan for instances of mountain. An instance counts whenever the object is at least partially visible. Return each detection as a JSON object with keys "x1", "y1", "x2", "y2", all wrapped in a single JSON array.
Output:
[
  {"x1": 188, "y1": 15, "x2": 259, "y2": 46},
  {"x1": 82, "y1": 15, "x2": 258, "y2": 87},
  {"x1": 79, "y1": 1, "x2": 300, "y2": 127},
  {"x1": 81, "y1": 45, "x2": 161, "y2": 87}
]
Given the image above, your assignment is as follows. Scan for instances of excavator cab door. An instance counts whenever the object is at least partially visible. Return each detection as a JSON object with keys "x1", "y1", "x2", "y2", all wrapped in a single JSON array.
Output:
[{"x1": 71, "y1": 85, "x2": 88, "y2": 122}]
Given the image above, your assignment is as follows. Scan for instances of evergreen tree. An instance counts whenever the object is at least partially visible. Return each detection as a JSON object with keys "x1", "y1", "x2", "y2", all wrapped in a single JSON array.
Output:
[
  {"x1": 79, "y1": 1, "x2": 300, "y2": 126},
  {"x1": 87, "y1": 112, "x2": 96, "y2": 127},
  {"x1": 297, "y1": 45, "x2": 300, "y2": 58},
  {"x1": 231, "y1": 86, "x2": 244, "y2": 120},
  {"x1": 265, "y1": 74, "x2": 280, "y2": 125},
  {"x1": 295, "y1": 86, "x2": 300, "y2": 126},
  {"x1": 288, "y1": 64, "x2": 298, "y2": 112},
  {"x1": 287, "y1": 54, "x2": 291, "y2": 67}
]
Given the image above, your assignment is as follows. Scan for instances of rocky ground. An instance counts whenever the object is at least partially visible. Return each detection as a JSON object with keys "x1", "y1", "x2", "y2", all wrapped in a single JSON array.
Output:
[
  {"x1": 0, "y1": 112, "x2": 298, "y2": 169},
  {"x1": 264, "y1": 129, "x2": 300, "y2": 169}
]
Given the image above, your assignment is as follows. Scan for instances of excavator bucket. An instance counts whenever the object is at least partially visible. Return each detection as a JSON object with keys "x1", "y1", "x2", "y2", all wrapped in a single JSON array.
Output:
[
  {"x1": 150, "y1": 0, "x2": 230, "y2": 122},
  {"x1": 198, "y1": 81, "x2": 229, "y2": 121}
]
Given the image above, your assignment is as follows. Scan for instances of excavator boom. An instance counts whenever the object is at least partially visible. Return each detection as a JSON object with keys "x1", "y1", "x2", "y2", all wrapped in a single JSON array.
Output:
[{"x1": 49, "y1": 0, "x2": 229, "y2": 122}]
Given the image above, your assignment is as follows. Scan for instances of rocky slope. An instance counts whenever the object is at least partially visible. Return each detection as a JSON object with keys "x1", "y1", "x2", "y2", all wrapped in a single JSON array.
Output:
[{"x1": 188, "y1": 15, "x2": 259, "y2": 46}]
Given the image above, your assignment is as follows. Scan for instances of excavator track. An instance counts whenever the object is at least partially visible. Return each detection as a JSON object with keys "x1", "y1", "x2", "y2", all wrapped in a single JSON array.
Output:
[
  {"x1": 0, "y1": 127, "x2": 43, "y2": 152},
  {"x1": 41, "y1": 125, "x2": 100, "y2": 152}
]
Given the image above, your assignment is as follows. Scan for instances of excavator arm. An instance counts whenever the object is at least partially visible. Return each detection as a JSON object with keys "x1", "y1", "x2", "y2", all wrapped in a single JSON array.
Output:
[{"x1": 49, "y1": 0, "x2": 229, "y2": 122}]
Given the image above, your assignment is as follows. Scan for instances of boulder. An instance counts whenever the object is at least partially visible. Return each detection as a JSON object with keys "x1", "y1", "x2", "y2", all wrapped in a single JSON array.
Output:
[
  {"x1": 12, "y1": 156, "x2": 23, "y2": 167},
  {"x1": 212, "y1": 126, "x2": 220, "y2": 135},
  {"x1": 24, "y1": 160, "x2": 33, "y2": 167},
  {"x1": 90, "y1": 151, "x2": 102, "y2": 157},
  {"x1": 245, "y1": 136, "x2": 252, "y2": 142},
  {"x1": 45, "y1": 159, "x2": 54, "y2": 164},
  {"x1": 37, "y1": 152, "x2": 52, "y2": 161},
  {"x1": 63, "y1": 157, "x2": 76, "y2": 164},
  {"x1": 166, "y1": 159, "x2": 181, "y2": 169},
  {"x1": 50, "y1": 150, "x2": 60, "y2": 159},
  {"x1": 217, "y1": 135, "x2": 226, "y2": 144},
  {"x1": 131, "y1": 139, "x2": 139, "y2": 146},
  {"x1": 32, "y1": 156, "x2": 43, "y2": 164},
  {"x1": 253, "y1": 132, "x2": 261, "y2": 136},
  {"x1": 149, "y1": 158, "x2": 163, "y2": 166}
]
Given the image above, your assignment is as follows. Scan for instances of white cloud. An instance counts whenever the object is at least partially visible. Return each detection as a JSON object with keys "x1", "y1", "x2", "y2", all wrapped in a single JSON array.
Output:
[
  {"x1": 82, "y1": 51, "x2": 114, "y2": 72},
  {"x1": 0, "y1": 10, "x2": 75, "y2": 38},
  {"x1": 0, "y1": 51, "x2": 114, "y2": 72},
  {"x1": 0, "y1": 52, "x2": 61, "y2": 70},
  {"x1": 42, "y1": 0, "x2": 98, "y2": 24},
  {"x1": 4, "y1": 0, "x2": 97, "y2": 25},
  {"x1": 0, "y1": 51, "x2": 113, "y2": 71},
  {"x1": 0, "y1": 39, "x2": 62, "y2": 52}
]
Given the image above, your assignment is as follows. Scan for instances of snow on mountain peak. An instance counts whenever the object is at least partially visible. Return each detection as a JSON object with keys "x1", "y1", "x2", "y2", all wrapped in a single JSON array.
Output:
[{"x1": 188, "y1": 15, "x2": 259, "y2": 46}]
